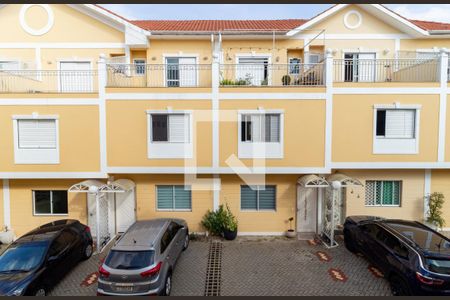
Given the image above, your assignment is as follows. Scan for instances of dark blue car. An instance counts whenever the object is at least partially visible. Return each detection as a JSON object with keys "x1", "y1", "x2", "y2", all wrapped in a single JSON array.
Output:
[
  {"x1": 0, "y1": 219, "x2": 93, "y2": 296},
  {"x1": 344, "y1": 216, "x2": 450, "y2": 296}
]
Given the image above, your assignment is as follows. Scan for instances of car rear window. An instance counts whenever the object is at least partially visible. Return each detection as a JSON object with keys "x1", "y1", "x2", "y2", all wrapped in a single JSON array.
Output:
[
  {"x1": 425, "y1": 258, "x2": 450, "y2": 275},
  {"x1": 104, "y1": 250, "x2": 154, "y2": 270}
]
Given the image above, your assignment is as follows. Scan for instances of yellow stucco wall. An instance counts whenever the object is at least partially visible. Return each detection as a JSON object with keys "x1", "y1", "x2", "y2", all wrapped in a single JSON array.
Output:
[
  {"x1": 0, "y1": 4, "x2": 124, "y2": 43},
  {"x1": 220, "y1": 174, "x2": 297, "y2": 233},
  {"x1": 0, "y1": 105, "x2": 100, "y2": 172},
  {"x1": 122, "y1": 174, "x2": 213, "y2": 233},
  {"x1": 0, "y1": 183, "x2": 3, "y2": 231},
  {"x1": 332, "y1": 94, "x2": 439, "y2": 162},
  {"x1": 429, "y1": 170, "x2": 450, "y2": 226},
  {"x1": 106, "y1": 100, "x2": 212, "y2": 167},
  {"x1": 9, "y1": 179, "x2": 87, "y2": 237},
  {"x1": 343, "y1": 169, "x2": 426, "y2": 222},
  {"x1": 219, "y1": 99, "x2": 326, "y2": 167}
]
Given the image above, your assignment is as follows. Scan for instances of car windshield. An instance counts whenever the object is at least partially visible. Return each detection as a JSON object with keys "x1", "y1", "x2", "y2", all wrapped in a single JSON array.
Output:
[
  {"x1": 0, "y1": 243, "x2": 47, "y2": 272},
  {"x1": 425, "y1": 258, "x2": 450, "y2": 275},
  {"x1": 105, "y1": 250, "x2": 154, "y2": 270}
]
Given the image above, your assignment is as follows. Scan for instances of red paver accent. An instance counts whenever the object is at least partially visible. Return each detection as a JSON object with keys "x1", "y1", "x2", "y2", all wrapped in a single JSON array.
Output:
[
  {"x1": 308, "y1": 239, "x2": 318, "y2": 246},
  {"x1": 316, "y1": 251, "x2": 331, "y2": 262},
  {"x1": 80, "y1": 272, "x2": 99, "y2": 287},
  {"x1": 328, "y1": 268, "x2": 348, "y2": 282},
  {"x1": 368, "y1": 265, "x2": 384, "y2": 278}
]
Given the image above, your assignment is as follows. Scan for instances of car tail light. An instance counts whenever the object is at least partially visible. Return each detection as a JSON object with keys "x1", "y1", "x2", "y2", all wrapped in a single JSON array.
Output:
[
  {"x1": 84, "y1": 226, "x2": 91, "y2": 234},
  {"x1": 416, "y1": 272, "x2": 444, "y2": 285},
  {"x1": 140, "y1": 262, "x2": 162, "y2": 278},
  {"x1": 99, "y1": 266, "x2": 110, "y2": 278}
]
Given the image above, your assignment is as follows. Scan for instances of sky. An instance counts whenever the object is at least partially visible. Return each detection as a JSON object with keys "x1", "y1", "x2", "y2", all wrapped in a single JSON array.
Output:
[{"x1": 101, "y1": 4, "x2": 450, "y2": 23}]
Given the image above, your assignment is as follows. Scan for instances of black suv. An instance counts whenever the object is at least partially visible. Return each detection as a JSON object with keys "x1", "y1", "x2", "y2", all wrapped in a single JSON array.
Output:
[
  {"x1": 0, "y1": 219, "x2": 93, "y2": 296},
  {"x1": 344, "y1": 216, "x2": 450, "y2": 296}
]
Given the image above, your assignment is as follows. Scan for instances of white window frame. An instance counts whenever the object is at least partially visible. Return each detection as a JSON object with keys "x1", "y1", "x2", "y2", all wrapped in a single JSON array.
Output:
[
  {"x1": 32, "y1": 190, "x2": 68, "y2": 216},
  {"x1": 12, "y1": 114, "x2": 60, "y2": 164},
  {"x1": 162, "y1": 54, "x2": 199, "y2": 87},
  {"x1": 155, "y1": 185, "x2": 192, "y2": 212},
  {"x1": 57, "y1": 59, "x2": 94, "y2": 93},
  {"x1": 365, "y1": 180, "x2": 402, "y2": 207},
  {"x1": 288, "y1": 58, "x2": 302, "y2": 75},
  {"x1": 235, "y1": 53, "x2": 272, "y2": 86},
  {"x1": 238, "y1": 109, "x2": 284, "y2": 159},
  {"x1": 133, "y1": 59, "x2": 146, "y2": 76},
  {"x1": 240, "y1": 185, "x2": 277, "y2": 212},
  {"x1": 372, "y1": 104, "x2": 421, "y2": 154},
  {"x1": 146, "y1": 110, "x2": 193, "y2": 159}
]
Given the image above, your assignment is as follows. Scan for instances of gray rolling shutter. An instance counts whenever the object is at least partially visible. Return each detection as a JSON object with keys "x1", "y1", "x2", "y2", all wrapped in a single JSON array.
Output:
[
  {"x1": 174, "y1": 186, "x2": 191, "y2": 209},
  {"x1": 157, "y1": 186, "x2": 174, "y2": 209},
  {"x1": 241, "y1": 185, "x2": 257, "y2": 210},
  {"x1": 258, "y1": 186, "x2": 276, "y2": 210}
]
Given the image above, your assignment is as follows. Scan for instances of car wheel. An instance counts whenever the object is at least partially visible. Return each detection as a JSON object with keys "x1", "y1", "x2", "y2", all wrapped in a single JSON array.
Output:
[
  {"x1": 343, "y1": 230, "x2": 357, "y2": 253},
  {"x1": 390, "y1": 275, "x2": 411, "y2": 296},
  {"x1": 160, "y1": 272, "x2": 172, "y2": 296},
  {"x1": 182, "y1": 233, "x2": 189, "y2": 251},
  {"x1": 82, "y1": 243, "x2": 93, "y2": 260},
  {"x1": 34, "y1": 287, "x2": 46, "y2": 296}
]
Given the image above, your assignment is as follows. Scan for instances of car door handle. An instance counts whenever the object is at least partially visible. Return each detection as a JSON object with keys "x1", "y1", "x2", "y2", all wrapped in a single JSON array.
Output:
[{"x1": 166, "y1": 256, "x2": 170, "y2": 260}]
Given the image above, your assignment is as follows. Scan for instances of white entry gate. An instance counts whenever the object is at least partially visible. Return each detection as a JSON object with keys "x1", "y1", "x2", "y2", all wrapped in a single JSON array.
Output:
[{"x1": 69, "y1": 179, "x2": 136, "y2": 253}]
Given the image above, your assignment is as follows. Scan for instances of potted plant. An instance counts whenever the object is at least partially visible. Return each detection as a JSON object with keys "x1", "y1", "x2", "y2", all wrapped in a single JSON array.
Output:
[
  {"x1": 223, "y1": 204, "x2": 238, "y2": 240},
  {"x1": 282, "y1": 75, "x2": 291, "y2": 86},
  {"x1": 426, "y1": 192, "x2": 445, "y2": 230},
  {"x1": 286, "y1": 217, "x2": 296, "y2": 238}
]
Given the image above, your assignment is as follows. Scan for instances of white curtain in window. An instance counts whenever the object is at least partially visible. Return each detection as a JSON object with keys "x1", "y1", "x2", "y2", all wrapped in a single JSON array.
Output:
[
  {"x1": 178, "y1": 57, "x2": 197, "y2": 87},
  {"x1": 385, "y1": 109, "x2": 415, "y2": 138},
  {"x1": 18, "y1": 119, "x2": 57, "y2": 149}
]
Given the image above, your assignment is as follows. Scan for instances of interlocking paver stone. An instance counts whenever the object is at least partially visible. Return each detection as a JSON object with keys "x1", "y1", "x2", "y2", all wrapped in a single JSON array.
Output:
[{"x1": 49, "y1": 237, "x2": 391, "y2": 296}]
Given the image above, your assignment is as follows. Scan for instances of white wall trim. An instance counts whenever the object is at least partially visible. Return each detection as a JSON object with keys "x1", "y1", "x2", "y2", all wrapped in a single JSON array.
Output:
[
  {"x1": 292, "y1": 33, "x2": 412, "y2": 40},
  {"x1": 333, "y1": 87, "x2": 440, "y2": 94},
  {"x1": 324, "y1": 52, "x2": 333, "y2": 170},
  {"x1": 0, "y1": 43, "x2": 126, "y2": 49},
  {"x1": 106, "y1": 166, "x2": 331, "y2": 174},
  {"x1": 237, "y1": 232, "x2": 285, "y2": 236},
  {"x1": 0, "y1": 172, "x2": 107, "y2": 179},
  {"x1": 2, "y1": 179, "x2": 10, "y2": 230},
  {"x1": 106, "y1": 93, "x2": 212, "y2": 100},
  {"x1": 424, "y1": 169, "x2": 431, "y2": 221},
  {"x1": 438, "y1": 51, "x2": 448, "y2": 162},
  {"x1": 220, "y1": 93, "x2": 326, "y2": 100},
  {"x1": 98, "y1": 55, "x2": 108, "y2": 175},
  {"x1": 0, "y1": 98, "x2": 99, "y2": 105},
  {"x1": 19, "y1": 4, "x2": 54, "y2": 36},
  {"x1": 331, "y1": 162, "x2": 450, "y2": 169},
  {"x1": 343, "y1": 10, "x2": 363, "y2": 30}
]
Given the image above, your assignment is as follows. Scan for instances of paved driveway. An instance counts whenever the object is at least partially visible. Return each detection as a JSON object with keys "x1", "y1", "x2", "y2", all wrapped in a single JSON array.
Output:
[{"x1": 50, "y1": 236, "x2": 391, "y2": 296}]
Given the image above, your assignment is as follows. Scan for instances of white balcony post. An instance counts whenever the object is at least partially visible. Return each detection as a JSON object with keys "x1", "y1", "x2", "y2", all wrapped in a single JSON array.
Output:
[
  {"x1": 324, "y1": 49, "x2": 333, "y2": 168},
  {"x1": 98, "y1": 54, "x2": 107, "y2": 174},
  {"x1": 438, "y1": 49, "x2": 449, "y2": 162}
]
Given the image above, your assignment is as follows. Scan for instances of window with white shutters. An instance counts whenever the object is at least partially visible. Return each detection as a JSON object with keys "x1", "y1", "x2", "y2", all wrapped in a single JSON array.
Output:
[
  {"x1": 13, "y1": 116, "x2": 59, "y2": 164},
  {"x1": 147, "y1": 111, "x2": 192, "y2": 159},
  {"x1": 241, "y1": 113, "x2": 280, "y2": 143},
  {"x1": 151, "y1": 114, "x2": 189, "y2": 143},
  {"x1": 376, "y1": 109, "x2": 415, "y2": 139},
  {"x1": 18, "y1": 119, "x2": 57, "y2": 149}
]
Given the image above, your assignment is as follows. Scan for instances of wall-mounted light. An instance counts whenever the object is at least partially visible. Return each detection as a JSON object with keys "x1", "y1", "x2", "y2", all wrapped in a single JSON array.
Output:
[{"x1": 383, "y1": 49, "x2": 390, "y2": 55}]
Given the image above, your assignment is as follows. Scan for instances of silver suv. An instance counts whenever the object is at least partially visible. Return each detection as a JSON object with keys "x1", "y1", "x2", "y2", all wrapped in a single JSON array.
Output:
[{"x1": 97, "y1": 218, "x2": 189, "y2": 296}]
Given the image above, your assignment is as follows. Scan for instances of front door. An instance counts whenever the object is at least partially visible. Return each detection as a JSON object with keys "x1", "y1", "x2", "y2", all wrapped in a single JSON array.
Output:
[
  {"x1": 297, "y1": 187, "x2": 318, "y2": 234},
  {"x1": 115, "y1": 190, "x2": 136, "y2": 233}
]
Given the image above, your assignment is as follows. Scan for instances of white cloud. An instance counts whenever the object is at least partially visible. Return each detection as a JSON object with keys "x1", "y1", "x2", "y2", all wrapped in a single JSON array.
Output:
[{"x1": 391, "y1": 4, "x2": 450, "y2": 23}]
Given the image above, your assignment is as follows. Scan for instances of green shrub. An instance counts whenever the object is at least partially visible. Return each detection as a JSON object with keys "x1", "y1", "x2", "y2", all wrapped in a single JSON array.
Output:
[
  {"x1": 426, "y1": 192, "x2": 446, "y2": 229},
  {"x1": 201, "y1": 204, "x2": 238, "y2": 235}
]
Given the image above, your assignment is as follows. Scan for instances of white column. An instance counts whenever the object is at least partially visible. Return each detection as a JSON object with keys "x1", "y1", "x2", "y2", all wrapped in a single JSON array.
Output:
[
  {"x1": 98, "y1": 54, "x2": 108, "y2": 175},
  {"x1": 324, "y1": 50, "x2": 334, "y2": 169},
  {"x1": 211, "y1": 34, "x2": 221, "y2": 211},
  {"x1": 437, "y1": 50, "x2": 448, "y2": 162},
  {"x1": 423, "y1": 169, "x2": 431, "y2": 221},
  {"x1": 2, "y1": 179, "x2": 11, "y2": 230},
  {"x1": 303, "y1": 39, "x2": 310, "y2": 65}
]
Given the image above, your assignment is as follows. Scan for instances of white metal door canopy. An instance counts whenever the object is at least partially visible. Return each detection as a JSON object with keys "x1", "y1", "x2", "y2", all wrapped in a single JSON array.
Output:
[
  {"x1": 296, "y1": 173, "x2": 363, "y2": 248},
  {"x1": 68, "y1": 179, "x2": 136, "y2": 253}
]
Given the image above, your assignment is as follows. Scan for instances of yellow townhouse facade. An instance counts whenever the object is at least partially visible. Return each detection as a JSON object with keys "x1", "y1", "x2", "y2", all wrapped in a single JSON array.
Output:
[{"x1": 1, "y1": 3, "x2": 450, "y2": 249}]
